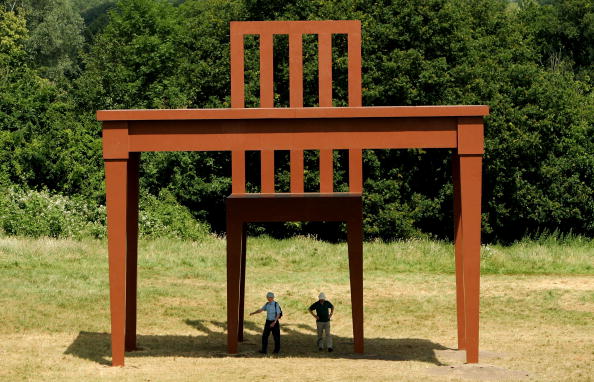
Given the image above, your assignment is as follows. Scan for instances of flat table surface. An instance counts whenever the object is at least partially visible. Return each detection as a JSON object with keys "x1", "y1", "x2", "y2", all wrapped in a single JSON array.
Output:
[{"x1": 97, "y1": 105, "x2": 489, "y2": 121}]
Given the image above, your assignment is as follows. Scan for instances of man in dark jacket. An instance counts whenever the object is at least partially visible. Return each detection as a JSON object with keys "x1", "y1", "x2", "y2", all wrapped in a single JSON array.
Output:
[{"x1": 308, "y1": 292, "x2": 334, "y2": 352}]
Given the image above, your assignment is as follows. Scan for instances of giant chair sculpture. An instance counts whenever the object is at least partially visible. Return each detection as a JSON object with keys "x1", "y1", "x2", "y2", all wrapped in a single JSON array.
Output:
[
  {"x1": 98, "y1": 20, "x2": 488, "y2": 367},
  {"x1": 226, "y1": 21, "x2": 365, "y2": 355}
]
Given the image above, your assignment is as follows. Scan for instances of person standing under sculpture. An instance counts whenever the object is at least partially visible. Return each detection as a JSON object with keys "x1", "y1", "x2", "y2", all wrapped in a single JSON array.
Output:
[
  {"x1": 308, "y1": 292, "x2": 334, "y2": 352},
  {"x1": 250, "y1": 291, "x2": 282, "y2": 354}
]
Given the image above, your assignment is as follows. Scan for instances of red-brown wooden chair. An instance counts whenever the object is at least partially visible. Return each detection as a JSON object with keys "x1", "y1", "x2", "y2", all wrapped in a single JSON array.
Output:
[{"x1": 226, "y1": 20, "x2": 365, "y2": 354}]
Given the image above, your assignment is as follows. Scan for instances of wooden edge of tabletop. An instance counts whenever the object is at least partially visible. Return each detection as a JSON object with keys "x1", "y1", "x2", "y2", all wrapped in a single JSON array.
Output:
[{"x1": 97, "y1": 106, "x2": 489, "y2": 121}]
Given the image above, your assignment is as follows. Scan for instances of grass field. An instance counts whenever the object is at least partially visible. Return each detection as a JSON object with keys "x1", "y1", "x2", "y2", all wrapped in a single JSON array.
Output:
[{"x1": 0, "y1": 235, "x2": 593, "y2": 381}]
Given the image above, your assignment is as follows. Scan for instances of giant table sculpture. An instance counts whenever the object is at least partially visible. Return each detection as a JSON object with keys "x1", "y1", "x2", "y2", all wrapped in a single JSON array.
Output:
[{"x1": 97, "y1": 20, "x2": 489, "y2": 367}]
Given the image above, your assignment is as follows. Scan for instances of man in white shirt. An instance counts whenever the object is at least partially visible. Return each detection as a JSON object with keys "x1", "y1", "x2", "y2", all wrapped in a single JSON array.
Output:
[{"x1": 250, "y1": 291, "x2": 282, "y2": 354}]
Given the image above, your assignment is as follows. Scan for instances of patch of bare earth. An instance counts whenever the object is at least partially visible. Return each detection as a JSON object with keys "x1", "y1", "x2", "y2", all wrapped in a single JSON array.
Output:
[
  {"x1": 425, "y1": 363, "x2": 531, "y2": 381},
  {"x1": 482, "y1": 276, "x2": 594, "y2": 294}
]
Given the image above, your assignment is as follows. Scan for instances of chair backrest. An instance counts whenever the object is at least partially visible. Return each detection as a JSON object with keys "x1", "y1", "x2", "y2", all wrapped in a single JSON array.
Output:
[{"x1": 230, "y1": 20, "x2": 363, "y2": 194}]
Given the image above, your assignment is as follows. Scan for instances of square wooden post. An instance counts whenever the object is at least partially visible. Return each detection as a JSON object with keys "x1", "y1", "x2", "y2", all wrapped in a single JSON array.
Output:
[
  {"x1": 452, "y1": 155, "x2": 466, "y2": 350},
  {"x1": 103, "y1": 121, "x2": 130, "y2": 366},
  {"x1": 125, "y1": 152, "x2": 140, "y2": 351},
  {"x1": 458, "y1": 154, "x2": 482, "y2": 363},
  {"x1": 347, "y1": 209, "x2": 364, "y2": 353},
  {"x1": 105, "y1": 159, "x2": 127, "y2": 366},
  {"x1": 238, "y1": 223, "x2": 247, "y2": 342},
  {"x1": 456, "y1": 117, "x2": 484, "y2": 363},
  {"x1": 226, "y1": 213, "x2": 242, "y2": 353}
]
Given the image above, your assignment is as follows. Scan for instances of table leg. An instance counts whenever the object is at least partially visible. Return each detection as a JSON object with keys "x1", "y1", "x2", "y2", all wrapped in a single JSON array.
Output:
[
  {"x1": 453, "y1": 154, "x2": 466, "y2": 350},
  {"x1": 105, "y1": 159, "x2": 128, "y2": 366},
  {"x1": 459, "y1": 154, "x2": 482, "y2": 363},
  {"x1": 125, "y1": 153, "x2": 140, "y2": 351}
]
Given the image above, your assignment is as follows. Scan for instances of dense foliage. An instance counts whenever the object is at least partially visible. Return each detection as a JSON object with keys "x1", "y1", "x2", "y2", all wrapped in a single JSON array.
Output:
[{"x1": 0, "y1": 0, "x2": 592, "y2": 242}]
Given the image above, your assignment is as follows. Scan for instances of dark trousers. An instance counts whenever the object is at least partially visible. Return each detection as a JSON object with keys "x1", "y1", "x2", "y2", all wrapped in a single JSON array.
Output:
[{"x1": 262, "y1": 320, "x2": 280, "y2": 353}]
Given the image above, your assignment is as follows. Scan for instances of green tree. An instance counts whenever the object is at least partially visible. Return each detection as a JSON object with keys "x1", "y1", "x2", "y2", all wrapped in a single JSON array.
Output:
[
  {"x1": 0, "y1": 8, "x2": 103, "y2": 199},
  {"x1": 2, "y1": 0, "x2": 85, "y2": 82},
  {"x1": 0, "y1": 6, "x2": 26, "y2": 66},
  {"x1": 77, "y1": 0, "x2": 185, "y2": 110},
  {"x1": 519, "y1": 0, "x2": 594, "y2": 82},
  {"x1": 26, "y1": 0, "x2": 84, "y2": 81},
  {"x1": 77, "y1": 0, "x2": 246, "y2": 232}
]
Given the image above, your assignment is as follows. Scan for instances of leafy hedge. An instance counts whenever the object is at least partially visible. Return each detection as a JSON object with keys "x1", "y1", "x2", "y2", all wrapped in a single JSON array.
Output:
[
  {"x1": 0, "y1": 186, "x2": 209, "y2": 241},
  {"x1": 0, "y1": 187, "x2": 105, "y2": 239}
]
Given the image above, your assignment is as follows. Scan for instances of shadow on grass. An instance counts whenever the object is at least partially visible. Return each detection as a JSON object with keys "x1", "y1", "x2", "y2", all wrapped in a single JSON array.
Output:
[{"x1": 65, "y1": 319, "x2": 448, "y2": 366}]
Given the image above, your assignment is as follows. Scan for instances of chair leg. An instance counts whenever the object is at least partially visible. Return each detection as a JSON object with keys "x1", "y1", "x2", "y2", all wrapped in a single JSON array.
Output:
[
  {"x1": 347, "y1": 217, "x2": 364, "y2": 353},
  {"x1": 238, "y1": 223, "x2": 247, "y2": 342},
  {"x1": 105, "y1": 159, "x2": 128, "y2": 366},
  {"x1": 226, "y1": 216, "x2": 242, "y2": 354}
]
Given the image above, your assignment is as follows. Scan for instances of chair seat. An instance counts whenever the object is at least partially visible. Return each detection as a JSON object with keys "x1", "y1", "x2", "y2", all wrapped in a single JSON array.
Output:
[{"x1": 226, "y1": 193, "x2": 362, "y2": 222}]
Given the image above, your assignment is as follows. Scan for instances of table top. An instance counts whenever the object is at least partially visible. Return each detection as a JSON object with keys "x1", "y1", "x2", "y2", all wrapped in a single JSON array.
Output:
[{"x1": 97, "y1": 105, "x2": 489, "y2": 121}]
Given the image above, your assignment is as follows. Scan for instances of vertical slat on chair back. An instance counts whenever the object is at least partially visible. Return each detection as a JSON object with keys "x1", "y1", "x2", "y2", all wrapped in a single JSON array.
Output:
[
  {"x1": 347, "y1": 29, "x2": 363, "y2": 193},
  {"x1": 230, "y1": 29, "x2": 246, "y2": 195},
  {"x1": 289, "y1": 32, "x2": 304, "y2": 193},
  {"x1": 317, "y1": 32, "x2": 334, "y2": 193},
  {"x1": 259, "y1": 33, "x2": 274, "y2": 108},
  {"x1": 230, "y1": 21, "x2": 363, "y2": 194}
]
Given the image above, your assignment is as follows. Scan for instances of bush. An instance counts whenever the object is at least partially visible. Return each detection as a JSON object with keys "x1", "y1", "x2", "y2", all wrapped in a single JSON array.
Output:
[
  {"x1": 0, "y1": 186, "x2": 210, "y2": 241},
  {"x1": 138, "y1": 189, "x2": 210, "y2": 241},
  {"x1": 0, "y1": 186, "x2": 105, "y2": 239}
]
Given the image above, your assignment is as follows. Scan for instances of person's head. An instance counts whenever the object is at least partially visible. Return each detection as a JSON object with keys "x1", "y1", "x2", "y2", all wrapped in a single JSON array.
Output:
[
  {"x1": 318, "y1": 292, "x2": 326, "y2": 302},
  {"x1": 266, "y1": 291, "x2": 275, "y2": 302}
]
